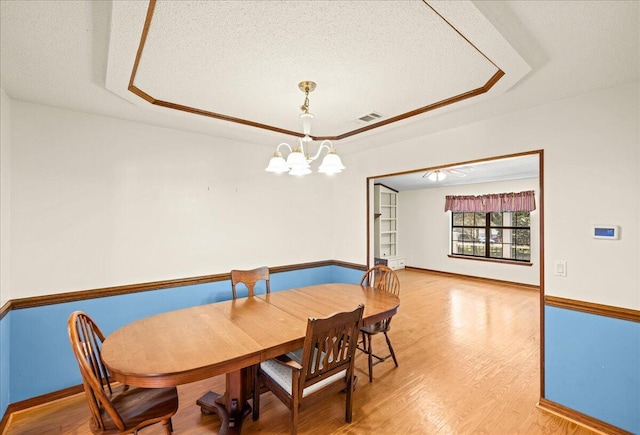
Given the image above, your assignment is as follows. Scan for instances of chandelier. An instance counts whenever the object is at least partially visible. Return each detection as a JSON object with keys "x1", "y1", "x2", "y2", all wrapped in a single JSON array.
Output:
[{"x1": 265, "y1": 81, "x2": 345, "y2": 176}]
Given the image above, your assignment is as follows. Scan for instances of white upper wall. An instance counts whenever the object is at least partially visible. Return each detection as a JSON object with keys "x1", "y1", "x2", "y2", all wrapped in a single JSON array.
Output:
[
  {"x1": 399, "y1": 177, "x2": 540, "y2": 285},
  {"x1": 4, "y1": 82, "x2": 639, "y2": 310},
  {"x1": 9, "y1": 102, "x2": 337, "y2": 298},
  {"x1": 0, "y1": 88, "x2": 10, "y2": 306},
  {"x1": 334, "y1": 82, "x2": 639, "y2": 309}
]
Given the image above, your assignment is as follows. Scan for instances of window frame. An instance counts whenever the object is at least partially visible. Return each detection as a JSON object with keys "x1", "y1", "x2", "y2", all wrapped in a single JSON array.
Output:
[{"x1": 450, "y1": 211, "x2": 532, "y2": 263}]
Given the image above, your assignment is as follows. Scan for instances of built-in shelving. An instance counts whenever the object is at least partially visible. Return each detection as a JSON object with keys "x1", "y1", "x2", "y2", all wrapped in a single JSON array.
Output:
[{"x1": 373, "y1": 185, "x2": 405, "y2": 270}]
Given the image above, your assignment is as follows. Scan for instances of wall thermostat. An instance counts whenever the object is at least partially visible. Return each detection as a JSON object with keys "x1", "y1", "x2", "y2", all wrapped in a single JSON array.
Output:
[{"x1": 592, "y1": 225, "x2": 620, "y2": 240}]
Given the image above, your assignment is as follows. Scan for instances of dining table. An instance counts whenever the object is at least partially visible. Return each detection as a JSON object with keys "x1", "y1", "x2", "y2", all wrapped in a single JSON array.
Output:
[{"x1": 101, "y1": 283, "x2": 400, "y2": 434}]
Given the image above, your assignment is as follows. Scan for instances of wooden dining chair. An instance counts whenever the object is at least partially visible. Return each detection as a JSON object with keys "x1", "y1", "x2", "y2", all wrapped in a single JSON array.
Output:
[
  {"x1": 358, "y1": 265, "x2": 400, "y2": 382},
  {"x1": 67, "y1": 311, "x2": 179, "y2": 435},
  {"x1": 252, "y1": 304, "x2": 364, "y2": 435},
  {"x1": 231, "y1": 266, "x2": 270, "y2": 299}
]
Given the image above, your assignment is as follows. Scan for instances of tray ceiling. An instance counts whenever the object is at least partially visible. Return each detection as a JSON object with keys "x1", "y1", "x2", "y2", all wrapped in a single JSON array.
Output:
[
  {"x1": 3, "y1": 1, "x2": 636, "y2": 151},
  {"x1": 106, "y1": 0, "x2": 531, "y2": 140}
]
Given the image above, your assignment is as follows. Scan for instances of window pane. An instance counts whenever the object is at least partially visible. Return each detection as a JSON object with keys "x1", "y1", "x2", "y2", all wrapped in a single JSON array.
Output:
[
  {"x1": 453, "y1": 242, "x2": 465, "y2": 255},
  {"x1": 515, "y1": 229, "x2": 530, "y2": 246},
  {"x1": 477, "y1": 228, "x2": 486, "y2": 244},
  {"x1": 515, "y1": 211, "x2": 530, "y2": 227},
  {"x1": 490, "y1": 228, "x2": 502, "y2": 243},
  {"x1": 451, "y1": 209, "x2": 531, "y2": 262},
  {"x1": 462, "y1": 228, "x2": 474, "y2": 242},
  {"x1": 489, "y1": 243, "x2": 503, "y2": 258},
  {"x1": 452, "y1": 212, "x2": 463, "y2": 226},
  {"x1": 452, "y1": 228, "x2": 463, "y2": 254},
  {"x1": 463, "y1": 212, "x2": 475, "y2": 226},
  {"x1": 463, "y1": 243, "x2": 474, "y2": 255},
  {"x1": 490, "y1": 212, "x2": 502, "y2": 226},
  {"x1": 452, "y1": 228, "x2": 462, "y2": 239},
  {"x1": 453, "y1": 229, "x2": 473, "y2": 244},
  {"x1": 512, "y1": 245, "x2": 531, "y2": 261}
]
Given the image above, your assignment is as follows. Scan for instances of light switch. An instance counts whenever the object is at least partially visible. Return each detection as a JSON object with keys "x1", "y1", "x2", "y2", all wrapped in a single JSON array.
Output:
[{"x1": 555, "y1": 261, "x2": 567, "y2": 277}]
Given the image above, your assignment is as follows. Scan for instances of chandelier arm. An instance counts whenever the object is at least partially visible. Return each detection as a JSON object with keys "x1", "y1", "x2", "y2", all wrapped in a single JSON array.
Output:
[
  {"x1": 276, "y1": 142, "x2": 294, "y2": 154},
  {"x1": 267, "y1": 81, "x2": 344, "y2": 176},
  {"x1": 307, "y1": 140, "x2": 334, "y2": 162}
]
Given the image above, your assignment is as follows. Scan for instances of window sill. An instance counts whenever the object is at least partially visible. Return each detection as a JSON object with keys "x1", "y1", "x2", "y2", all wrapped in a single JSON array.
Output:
[{"x1": 448, "y1": 254, "x2": 533, "y2": 266}]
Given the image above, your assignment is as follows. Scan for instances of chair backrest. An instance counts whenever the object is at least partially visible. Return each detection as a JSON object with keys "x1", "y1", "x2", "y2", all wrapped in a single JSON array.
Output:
[
  {"x1": 67, "y1": 311, "x2": 126, "y2": 432},
  {"x1": 360, "y1": 265, "x2": 400, "y2": 297},
  {"x1": 299, "y1": 304, "x2": 364, "y2": 394},
  {"x1": 231, "y1": 266, "x2": 270, "y2": 299}
]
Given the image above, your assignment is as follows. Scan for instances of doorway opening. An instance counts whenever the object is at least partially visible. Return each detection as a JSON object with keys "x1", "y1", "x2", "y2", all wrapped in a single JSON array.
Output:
[{"x1": 365, "y1": 149, "x2": 545, "y2": 396}]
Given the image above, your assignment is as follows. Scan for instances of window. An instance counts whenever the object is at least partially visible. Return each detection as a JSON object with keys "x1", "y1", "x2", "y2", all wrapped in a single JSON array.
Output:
[
  {"x1": 451, "y1": 211, "x2": 531, "y2": 262},
  {"x1": 445, "y1": 190, "x2": 535, "y2": 263}
]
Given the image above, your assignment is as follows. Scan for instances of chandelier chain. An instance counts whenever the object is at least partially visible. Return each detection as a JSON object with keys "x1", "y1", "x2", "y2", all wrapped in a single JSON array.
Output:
[{"x1": 301, "y1": 88, "x2": 310, "y2": 113}]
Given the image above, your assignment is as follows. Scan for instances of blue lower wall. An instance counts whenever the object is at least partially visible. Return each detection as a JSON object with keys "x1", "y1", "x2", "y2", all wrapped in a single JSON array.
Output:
[
  {"x1": 545, "y1": 306, "x2": 640, "y2": 434},
  {"x1": 0, "y1": 310, "x2": 10, "y2": 420},
  {"x1": 7, "y1": 269, "x2": 636, "y2": 433},
  {"x1": 1, "y1": 264, "x2": 362, "y2": 419}
]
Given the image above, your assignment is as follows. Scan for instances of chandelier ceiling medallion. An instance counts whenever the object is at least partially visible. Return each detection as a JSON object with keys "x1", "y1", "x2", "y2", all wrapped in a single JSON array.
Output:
[{"x1": 265, "y1": 81, "x2": 345, "y2": 176}]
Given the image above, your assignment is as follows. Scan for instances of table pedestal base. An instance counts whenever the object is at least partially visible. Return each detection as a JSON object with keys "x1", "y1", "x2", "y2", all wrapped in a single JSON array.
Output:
[
  {"x1": 196, "y1": 368, "x2": 253, "y2": 434},
  {"x1": 197, "y1": 391, "x2": 252, "y2": 434}
]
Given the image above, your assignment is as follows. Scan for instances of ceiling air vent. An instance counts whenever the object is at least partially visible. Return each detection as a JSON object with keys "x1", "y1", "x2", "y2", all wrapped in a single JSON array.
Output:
[{"x1": 354, "y1": 111, "x2": 384, "y2": 124}]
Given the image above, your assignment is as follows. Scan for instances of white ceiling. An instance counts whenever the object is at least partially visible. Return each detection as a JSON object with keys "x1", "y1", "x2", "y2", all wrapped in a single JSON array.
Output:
[
  {"x1": 103, "y1": 0, "x2": 529, "y2": 140},
  {"x1": 375, "y1": 153, "x2": 539, "y2": 191},
  {"x1": 1, "y1": 1, "x2": 638, "y2": 172}
]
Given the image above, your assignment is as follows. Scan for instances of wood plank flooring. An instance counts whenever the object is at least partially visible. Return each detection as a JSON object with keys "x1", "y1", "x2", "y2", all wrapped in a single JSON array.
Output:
[{"x1": 4, "y1": 269, "x2": 599, "y2": 434}]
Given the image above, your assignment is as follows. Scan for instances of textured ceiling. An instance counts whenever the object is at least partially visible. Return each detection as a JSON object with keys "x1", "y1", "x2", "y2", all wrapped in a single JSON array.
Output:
[
  {"x1": 1, "y1": 0, "x2": 638, "y2": 154},
  {"x1": 106, "y1": 0, "x2": 529, "y2": 140}
]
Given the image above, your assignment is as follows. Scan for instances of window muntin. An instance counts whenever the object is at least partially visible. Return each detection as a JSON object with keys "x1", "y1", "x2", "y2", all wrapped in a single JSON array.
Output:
[{"x1": 451, "y1": 211, "x2": 531, "y2": 262}]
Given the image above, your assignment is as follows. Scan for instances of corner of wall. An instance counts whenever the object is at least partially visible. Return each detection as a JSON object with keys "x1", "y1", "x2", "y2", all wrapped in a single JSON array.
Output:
[
  {"x1": 0, "y1": 310, "x2": 10, "y2": 422},
  {"x1": 0, "y1": 87, "x2": 11, "y2": 307},
  {"x1": 0, "y1": 87, "x2": 12, "y2": 422}
]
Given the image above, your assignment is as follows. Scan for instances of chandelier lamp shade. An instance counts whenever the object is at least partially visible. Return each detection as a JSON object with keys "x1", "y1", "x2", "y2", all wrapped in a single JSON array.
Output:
[{"x1": 265, "y1": 81, "x2": 345, "y2": 176}]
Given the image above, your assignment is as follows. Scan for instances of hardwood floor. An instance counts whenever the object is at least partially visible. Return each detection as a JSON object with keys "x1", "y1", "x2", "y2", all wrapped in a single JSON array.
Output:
[{"x1": 4, "y1": 269, "x2": 599, "y2": 434}]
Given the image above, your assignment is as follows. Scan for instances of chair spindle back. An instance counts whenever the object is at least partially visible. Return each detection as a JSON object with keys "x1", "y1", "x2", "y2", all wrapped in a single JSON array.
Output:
[
  {"x1": 360, "y1": 265, "x2": 400, "y2": 297},
  {"x1": 68, "y1": 311, "x2": 126, "y2": 432}
]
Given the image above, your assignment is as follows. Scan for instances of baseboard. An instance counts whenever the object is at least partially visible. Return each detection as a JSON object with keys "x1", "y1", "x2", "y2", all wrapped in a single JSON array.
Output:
[
  {"x1": 0, "y1": 384, "x2": 86, "y2": 433},
  {"x1": 404, "y1": 266, "x2": 539, "y2": 290},
  {"x1": 537, "y1": 397, "x2": 634, "y2": 435}
]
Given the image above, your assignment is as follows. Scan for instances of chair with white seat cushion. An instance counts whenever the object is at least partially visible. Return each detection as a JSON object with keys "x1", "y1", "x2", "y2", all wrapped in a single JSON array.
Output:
[{"x1": 252, "y1": 305, "x2": 364, "y2": 435}]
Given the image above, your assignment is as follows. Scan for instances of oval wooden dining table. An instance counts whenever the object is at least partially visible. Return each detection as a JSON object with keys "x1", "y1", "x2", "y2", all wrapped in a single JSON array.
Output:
[{"x1": 101, "y1": 283, "x2": 400, "y2": 434}]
